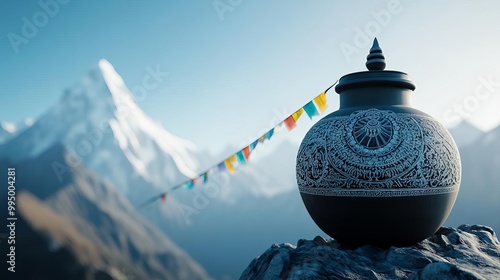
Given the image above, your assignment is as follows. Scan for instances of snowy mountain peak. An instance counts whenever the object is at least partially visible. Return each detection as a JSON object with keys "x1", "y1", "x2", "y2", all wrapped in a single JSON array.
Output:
[
  {"x1": 98, "y1": 58, "x2": 139, "y2": 109},
  {"x1": 0, "y1": 122, "x2": 16, "y2": 145},
  {"x1": 0, "y1": 60, "x2": 199, "y2": 193},
  {"x1": 56, "y1": 58, "x2": 141, "y2": 124},
  {"x1": 0, "y1": 118, "x2": 34, "y2": 144},
  {"x1": 24, "y1": 117, "x2": 34, "y2": 126},
  {"x1": 99, "y1": 58, "x2": 123, "y2": 86},
  {"x1": 1, "y1": 121, "x2": 16, "y2": 133},
  {"x1": 1, "y1": 118, "x2": 34, "y2": 134}
]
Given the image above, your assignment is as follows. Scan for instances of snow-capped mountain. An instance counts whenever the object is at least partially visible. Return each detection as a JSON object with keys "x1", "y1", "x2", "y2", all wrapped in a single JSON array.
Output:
[
  {"x1": 0, "y1": 58, "x2": 318, "y2": 279},
  {"x1": 0, "y1": 59, "x2": 199, "y2": 194}
]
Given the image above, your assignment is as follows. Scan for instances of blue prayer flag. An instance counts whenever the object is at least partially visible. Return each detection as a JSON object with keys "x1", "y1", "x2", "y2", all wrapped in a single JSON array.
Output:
[
  {"x1": 266, "y1": 128, "x2": 274, "y2": 140},
  {"x1": 236, "y1": 151, "x2": 246, "y2": 165},
  {"x1": 250, "y1": 140, "x2": 258, "y2": 151},
  {"x1": 218, "y1": 162, "x2": 226, "y2": 172},
  {"x1": 303, "y1": 101, "x2": 319, "y2": 119},
  {"x1": 185, "y1": 180, "x2": 194, "y2": 189}
]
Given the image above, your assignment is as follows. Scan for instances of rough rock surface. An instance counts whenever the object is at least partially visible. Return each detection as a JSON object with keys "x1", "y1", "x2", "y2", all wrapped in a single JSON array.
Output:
[{"x1": 241, "y1": 225, "x2": 500, "y2": 279}]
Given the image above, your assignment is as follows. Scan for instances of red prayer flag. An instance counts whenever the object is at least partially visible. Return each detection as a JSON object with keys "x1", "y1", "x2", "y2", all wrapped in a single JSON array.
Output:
[
  {"x1": 242, "y1": 146, "x2": 251, "y2": 160},
  {"x1": 284, "y1": 115, "x2": 297, "y2": 131},
  {"x1": 161, "y1": 194, "x2": 167, "y2": 202}
]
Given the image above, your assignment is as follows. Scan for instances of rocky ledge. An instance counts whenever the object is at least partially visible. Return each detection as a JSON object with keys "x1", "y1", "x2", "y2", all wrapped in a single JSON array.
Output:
[{"x1": 241, "y1": 225, "x2": 500, "y2": 279}]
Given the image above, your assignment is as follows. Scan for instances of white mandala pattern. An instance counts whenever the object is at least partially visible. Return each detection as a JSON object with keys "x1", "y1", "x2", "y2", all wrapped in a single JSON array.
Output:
[{"x1": 296, "y1": 109, "x2": 461, "y2": 197}]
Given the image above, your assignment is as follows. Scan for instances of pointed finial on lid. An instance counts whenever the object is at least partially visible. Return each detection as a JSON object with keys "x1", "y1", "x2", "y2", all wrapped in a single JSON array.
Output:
[{"x1": 366, "y1": 38, "x2": 386, "y2": 71}]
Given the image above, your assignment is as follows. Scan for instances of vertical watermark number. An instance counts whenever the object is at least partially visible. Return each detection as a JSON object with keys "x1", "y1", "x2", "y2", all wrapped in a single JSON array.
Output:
[{"x1": 6, "y1": 168, "x2": 16, "y2": 273}]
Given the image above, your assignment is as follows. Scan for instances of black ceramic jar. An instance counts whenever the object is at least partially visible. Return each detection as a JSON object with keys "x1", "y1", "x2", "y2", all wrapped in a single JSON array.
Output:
[{"x1": 296, "y1": 39, "x2": 461, "y2": 247}]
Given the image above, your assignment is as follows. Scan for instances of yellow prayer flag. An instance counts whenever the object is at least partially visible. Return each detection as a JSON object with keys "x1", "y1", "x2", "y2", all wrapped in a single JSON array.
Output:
[
  {"x1": 313, "y1": 92, "x2": 328, "y2": 113},
  {"x1": 224, "y1": 155, "x2": 237, "y2": 174},
  {"x1": 292, "y1": 108, "x2": 304, "y2": 122},
  {"x1": 320, "y1": 92, "x2": 327, "y2": 102},
  {"x1": 224, "y1": 158, "x2": 235, "y2": 174},
  {"x1": 229, "y1": 154, "x2": 236, "y2": 162}
]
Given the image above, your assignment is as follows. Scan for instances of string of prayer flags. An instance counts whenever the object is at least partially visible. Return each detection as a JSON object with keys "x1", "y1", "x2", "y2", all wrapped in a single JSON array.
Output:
[
  {"x1": 138, "y1": 80, "x2": 338, "y2": 208},
  {"x1": 172, "y1": 184, "x2": 183, "y2": 191}
]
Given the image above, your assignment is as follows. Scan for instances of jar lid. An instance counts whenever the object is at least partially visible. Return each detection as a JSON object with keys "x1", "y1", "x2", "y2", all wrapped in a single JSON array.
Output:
[{"x1": 335, "y1": 38, "x2": 416, "y2": 93}]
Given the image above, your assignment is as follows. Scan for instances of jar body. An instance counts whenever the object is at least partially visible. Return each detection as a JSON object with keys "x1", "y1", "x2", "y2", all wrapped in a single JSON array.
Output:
[{"x1": 296, "y1": 90, "x2": 461, "y2": 247}]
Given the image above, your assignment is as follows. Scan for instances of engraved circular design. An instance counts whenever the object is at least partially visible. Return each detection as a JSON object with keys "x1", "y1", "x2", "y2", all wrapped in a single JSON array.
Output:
[
  {"x1": 328, "y1": 109, "x2": 421, "y2": 186},
  {"x1": 350, "y1": 109, "x2": 395, "y2": 149},
  {"x1": 345, "y1": 109, "x2": 402, "y2": 158},
  {"x1": 296, "y1": 109, "x2": 461, "y2": 197}
]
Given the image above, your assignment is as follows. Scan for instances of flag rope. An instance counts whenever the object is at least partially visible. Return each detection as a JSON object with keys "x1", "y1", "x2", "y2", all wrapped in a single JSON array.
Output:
[{"x1": 138, "y1": 80, "x2": 339, "y2": 208}]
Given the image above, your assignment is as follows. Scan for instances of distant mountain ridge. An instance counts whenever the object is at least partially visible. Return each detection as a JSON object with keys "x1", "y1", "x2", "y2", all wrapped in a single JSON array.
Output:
[
  {"x1": 0, "y1": 144, "x2": 210, "y2": 280},
  {"x1": 446, "y1": 122, "x2": 500, "y2": 232},
  {"x1": 448, "y1": 119, "x2": 485, "y2": 147}
]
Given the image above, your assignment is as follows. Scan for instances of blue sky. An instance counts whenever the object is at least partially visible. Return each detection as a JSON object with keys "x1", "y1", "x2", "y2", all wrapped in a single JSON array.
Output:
[{"x1": 2, "y1": 1, "x2": 500, "y2": 153}]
